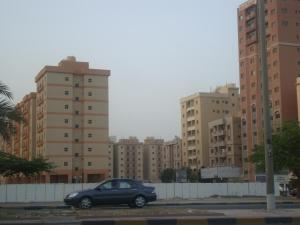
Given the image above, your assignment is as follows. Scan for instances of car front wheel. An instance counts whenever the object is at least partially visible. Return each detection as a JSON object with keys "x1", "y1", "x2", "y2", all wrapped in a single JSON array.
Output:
[
  {"x1": 134, "y1": 196, "x2": 146, "y2": 208},
  {"x1": 79, "y1": 197, "x2": 92, "y2": 209}
]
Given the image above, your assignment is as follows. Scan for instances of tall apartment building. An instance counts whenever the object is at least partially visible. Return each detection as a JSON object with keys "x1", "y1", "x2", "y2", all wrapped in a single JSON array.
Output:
[
  {"x1": 208, "y1": 116, "x2": 242, "y2": 168},
  {"x1": 113, "y1": 137, "x2": 144, "y2": 180},
  {"x1": 0, "y1": 93, "x2": 37, "y2": 160},
  {"x1": 143, "y1": 137, "x2": 164, "y2": 182},
  {"x1": 161, "y1": 137, "x2": 182, "y2": 170},
  {"x1": 180, "y1": 84, "x2": 240, "y2": 171},
  {"x1": 35, "y1": 56, "x2": 110, "y2": 183},
  {"x1": 297, "y1": 77, "x2": 300, "y2": 121},
  {"x1": 238, "y1": 0, "x2": 300, "y2": 180}
]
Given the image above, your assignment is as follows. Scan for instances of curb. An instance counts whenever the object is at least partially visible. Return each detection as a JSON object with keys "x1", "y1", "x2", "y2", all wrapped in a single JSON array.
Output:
[
  {"x1": 0, "y1": 201, "x2": 299, "y2": 209},
  {"x1": 0, "y1": 217, "x2": 300, "y2": 225},
  {"x1": 81, "y1": 217, "x2": 300, "y2": 225}
]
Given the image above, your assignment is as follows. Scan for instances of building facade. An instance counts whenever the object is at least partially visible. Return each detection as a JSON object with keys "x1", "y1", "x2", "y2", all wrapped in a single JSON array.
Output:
[
  {"x1": 297, "y1": 77, "x2": 300, "y2": 121},
  {"x1": 34, "y1": 56, "x2": 110, "y2": 183},
  {"x1": 180, "y1": 84, "x2": 240, "y2": 171},
  {"x1": 238, "y1": 0, "x2": 300, "y2": 180},
  {"x1": 161, "y1": 137, "x2": 182, "y2": 170},
  {"x1": 113, "y1": 137, "x2": 144, "y2": 180},
  {"x1": 208, "y1": 116, "x2": 242, "y2": 168},
  {"x1": 143, "y1": 137, "x2": 164, "y2": 182}
]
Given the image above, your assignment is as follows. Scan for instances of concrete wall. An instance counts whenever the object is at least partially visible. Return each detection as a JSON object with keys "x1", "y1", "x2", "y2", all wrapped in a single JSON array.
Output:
[{"x1": 0, "y1": 182, "x2": 279, "y2": 203}]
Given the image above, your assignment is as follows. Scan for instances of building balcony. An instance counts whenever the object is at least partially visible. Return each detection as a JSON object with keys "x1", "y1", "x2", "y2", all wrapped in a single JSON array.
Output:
[
  {"x1": 245, "y1": 11, "x2": 256, "y2": 21},
  {"x1": 187, "y1": 145, "x2": 196, "y2": 151},
  {"x1": 246, "y1": 24, "x2": 256, "y2": 34},
  {"x1": 37, "y1": 112, "x2": 44, "y2": 119},
  {"x1": 187, "y1": 136, "x2": 196, "y2": 141},
  {"x1": 187, "y1": 126, "x2": 196, "y2": 131}
]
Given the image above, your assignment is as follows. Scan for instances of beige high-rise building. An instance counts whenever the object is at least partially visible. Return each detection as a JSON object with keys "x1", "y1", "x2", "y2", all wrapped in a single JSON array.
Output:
[
  {"x1": 113, "y1": 137, "x2": 144, "y2": 180},
  {"x1": 143, "y1": 137, "x2": 164, "y2": 182},
  {"x1": 208, "y1": 116, "x2": 242, "y2": 168},
  {"x1": 180, "y1": 84, "x2": 240, "y2": 171},
  {"x1": 0, "y1": 93, "x2": 37, "y2": 160},
  {"x1": 35, "y1": 56, "x2": 110, "y2": 183},
  {"x1": 162, "y1": 137, "x2": 182, "y2": 170},
  {"x1": 238, "y1": 0, "x2": 300, "y2": 180},
  {"x1": 297, "y1": 77, "x2": 300, "y2": 121}
]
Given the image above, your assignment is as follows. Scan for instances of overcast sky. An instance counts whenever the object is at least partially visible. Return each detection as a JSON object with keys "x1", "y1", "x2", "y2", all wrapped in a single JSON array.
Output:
[{"x1": 0, "y1": 0, "x2": 245, "y2": 141}]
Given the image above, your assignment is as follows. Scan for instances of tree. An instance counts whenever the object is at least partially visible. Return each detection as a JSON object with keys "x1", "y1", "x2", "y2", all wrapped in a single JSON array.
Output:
[
  {"x1": 0, "y1": 81, "x2": 23, "y2": 140},
  {"x1": 160, "y1": 168, "x2": 176, "y2": 182},
  {"x1": 0, "y1": 151, "x2": 55, "y2": 178},
  {"x1": 186, "y1": 168, "x2": 199, "y2": 182},
  {"x1": 0, "y1": 81, "x2": 55, "y2": 179},
  {"x1": 251, "y1": 121, "x2": 300, "y2": 198}
]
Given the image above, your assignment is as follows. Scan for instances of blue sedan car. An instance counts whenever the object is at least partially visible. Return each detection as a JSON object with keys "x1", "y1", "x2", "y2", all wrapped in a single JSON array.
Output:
[{"x1": 64, "y1": 179, "x2": 157, "y2": 209}]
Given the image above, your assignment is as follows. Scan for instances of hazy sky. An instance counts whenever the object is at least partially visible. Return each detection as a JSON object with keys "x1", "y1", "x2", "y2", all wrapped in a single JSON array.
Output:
[{"x1": 0, "y1": 0, "x2": 245, "y2": 141}]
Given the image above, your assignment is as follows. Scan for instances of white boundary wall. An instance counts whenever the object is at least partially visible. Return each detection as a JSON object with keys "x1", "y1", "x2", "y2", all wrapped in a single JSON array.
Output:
[{"x1": 0, "y1": 182, "x2": 280, "y2": 203}]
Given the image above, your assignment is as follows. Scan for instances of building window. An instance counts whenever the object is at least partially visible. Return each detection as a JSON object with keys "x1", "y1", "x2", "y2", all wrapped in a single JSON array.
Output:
[
  {"x1": 75, "y1": 124, "x2": 79, "y2": 128},
  {"x1": 75, "y1": 153, "x2": 79, "y2": 157},
  {"x1": 64, "y1": 91, "x2": 69, "y2": 96},
  {"x1": 88, "y1": 106, "x2": 92, "y2": 110},
  {"x1": 75, "y1": 83, "x2": 79, "y2": 87},
  {"x1": 75, "y1": 167, "x2": 79, "y2": 171},
  {"x1": 281, "y1": 20, "x2": 288, "y2": 26},
  {"x1": 75, "y1": 111, "x2": 79, "y2": 115},
  {"x1": 88, "y1": 162, "x2": 92, "y2": 166},
  {"x1": 88, "y1": 120, "x2": 92, "y2": 124},
  {"x1": 88, "y1": 92, "x2": 92, "y2": 96},
  {"x1": 88, "y1": 78, "x2": 92, "y2": 83},
  {"x1": 88, "y1": 133, "x2": 92, "y2": 138},
  {"x1": 88, "y1": 147, "x2": 92, "y2": 152},
  {"x1": 64, "y1": 105, "x2": 69, "y2": 109},
  {"x1": 64, "y1": 147, "x2": 68, "y2": 152},
  {"x1": 64, "y1": 133, "x2": 69, "y2": 137},
  {"x1": 75, "y1": 97, "x2": 79, "y2": 101},
  {"x1": 65, "y1": 77, "x2": 69, "y2": 81},
  {"x1": 75, "y1": 139, "x2": 79, "y2": 142},
  {"x1": 64, "y1": 119, "x2": 69, "y2": 124},
  {"x1": 64, "y1": 162, "x2": 68, "y2": 166}
]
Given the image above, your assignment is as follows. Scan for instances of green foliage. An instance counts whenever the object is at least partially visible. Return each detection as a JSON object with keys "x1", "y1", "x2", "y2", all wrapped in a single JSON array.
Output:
[
  {"x1": 186, "y1": 168, "x2": 199, "y2": 182},
  {"x1": 0, "y1": 81, "x2": 54, "y2": 178},
  {"x1": 250, "y1": 121, "x2": 300, "y2": 197},
  {"x1": 0, "y1": 81, "x2": 24, "y2": 141},
  {"x1": 160, "y1": 168, "x2": 176, "y2": 182},
  {"x1": 0, "y1": 151, "x2": 55, "y2": 177}
]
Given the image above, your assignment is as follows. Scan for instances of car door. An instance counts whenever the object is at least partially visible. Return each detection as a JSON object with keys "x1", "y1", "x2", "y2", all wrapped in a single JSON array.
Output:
[
  {"x1": 117, "y1": 180, "x2": 138, "y2": 204},
  {"x1": 93, "y1": 180, "x2": 119, "y2": 204}
]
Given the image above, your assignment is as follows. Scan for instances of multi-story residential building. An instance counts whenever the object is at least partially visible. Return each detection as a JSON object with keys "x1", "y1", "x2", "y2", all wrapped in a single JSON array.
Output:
[
  {"x1": 297, "y1": 77, "x2": 300, "y2": 121},
  {"x1": 18, "y1": 93, "x2": 37, "y2": 161},
  {"x1": 208, "y1": 116, "x2": 242, "y2": 168},
  {"x1": 238, "y1": 0, "x2": 300, "y2": 180},
  {"x1": 108, "y1": 141, "x2": 114, "y2": 179},
  {"x1": 113, "y1": 137, "x2": 144, "y2": 180},
  {"x1": 161, "y1": 137, "x2": 182, "y2": 170},
  {"x1": 143, "y1": 137, "x2": 164, "y2": 182},
  {"x1": 34, "y1": 56, "x2": 110, "y2": 183},
  {"x1": 0, "y1": 93, "x2": 37, "y2": 160},
  {"x1": 180, "y1": 84, "x2": 240, "y2": 171}
]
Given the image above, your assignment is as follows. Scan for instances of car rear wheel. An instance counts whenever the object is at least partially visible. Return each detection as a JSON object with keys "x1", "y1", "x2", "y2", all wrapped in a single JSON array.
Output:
[
  {"x1": 134, "y1": 196, "x2": 146, "y2": 208},
  {"x1": 79, "y1": 197, "x2": 92, "y2": 209}
]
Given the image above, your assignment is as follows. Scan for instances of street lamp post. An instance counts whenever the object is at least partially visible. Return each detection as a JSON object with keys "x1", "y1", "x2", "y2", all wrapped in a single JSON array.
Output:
[{"x1": 257, "y1": 0, "x2": 275, "y2": 210}]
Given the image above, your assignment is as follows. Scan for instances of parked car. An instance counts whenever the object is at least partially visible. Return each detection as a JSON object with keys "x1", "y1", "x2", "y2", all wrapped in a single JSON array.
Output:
[{"x1": 64, "y1": 178, "x2": 157, "y2": 209}]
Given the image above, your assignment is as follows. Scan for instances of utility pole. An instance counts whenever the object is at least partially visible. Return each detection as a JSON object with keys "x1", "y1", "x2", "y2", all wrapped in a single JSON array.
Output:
[{"x1": 257, "y1": 0, "x2": 275, "y2": 210}]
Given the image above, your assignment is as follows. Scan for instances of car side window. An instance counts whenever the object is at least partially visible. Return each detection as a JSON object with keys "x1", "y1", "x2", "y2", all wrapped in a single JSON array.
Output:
[
  {"x1": 119, "y1": 181, "x2": 132, "y2": 189},
  {"x1": 101, "y1": 180, "x2": 118, "y2": 190}
]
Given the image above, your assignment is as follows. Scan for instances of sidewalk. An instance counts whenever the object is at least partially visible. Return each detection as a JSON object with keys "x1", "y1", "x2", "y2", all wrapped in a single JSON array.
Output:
[{"x1": 0, "y1": 196, "x2": 299, "y2": 209}]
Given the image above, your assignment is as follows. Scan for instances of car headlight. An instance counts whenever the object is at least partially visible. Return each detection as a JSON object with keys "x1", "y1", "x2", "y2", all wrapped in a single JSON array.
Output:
[{"x1": 68, "y1": 192, "x2": 79, "y2": 198}]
